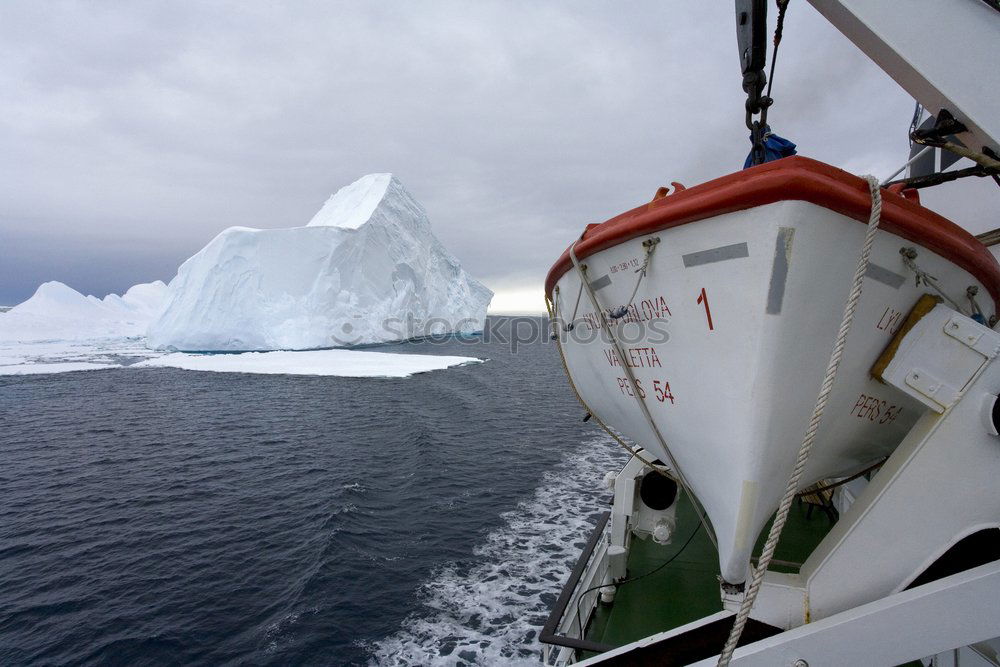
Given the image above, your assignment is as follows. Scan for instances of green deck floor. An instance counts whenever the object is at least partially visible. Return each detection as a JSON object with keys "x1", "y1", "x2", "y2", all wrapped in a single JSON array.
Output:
[{"x1": 585, "y1": 492, "x2": 838, "y2": 650}]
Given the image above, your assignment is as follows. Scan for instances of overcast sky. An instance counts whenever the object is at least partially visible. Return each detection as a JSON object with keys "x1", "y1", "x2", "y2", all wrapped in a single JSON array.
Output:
[{"x1": 2, "y1": 1, "x2": 997, "y2": 309}]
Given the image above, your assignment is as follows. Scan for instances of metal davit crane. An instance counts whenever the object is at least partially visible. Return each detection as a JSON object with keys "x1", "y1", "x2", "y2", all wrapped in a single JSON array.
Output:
[{"x1": 809, "y1": 0, "x2": 1000, "y2": 158}]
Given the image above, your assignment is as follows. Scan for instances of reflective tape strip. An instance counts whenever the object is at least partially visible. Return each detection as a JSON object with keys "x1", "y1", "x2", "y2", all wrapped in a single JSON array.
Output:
[
  {"x1": 767, "y1": 227, "x2": 795, "y2": 315},
  {"x1": 682, "y1": 242, "x2": 749, "y2": 268}
]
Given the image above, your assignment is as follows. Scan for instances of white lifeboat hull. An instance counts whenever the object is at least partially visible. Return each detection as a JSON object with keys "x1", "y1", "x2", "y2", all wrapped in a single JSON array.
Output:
[{"x1": 547, "y1": 158, "x2": 1000, "y2": 583}]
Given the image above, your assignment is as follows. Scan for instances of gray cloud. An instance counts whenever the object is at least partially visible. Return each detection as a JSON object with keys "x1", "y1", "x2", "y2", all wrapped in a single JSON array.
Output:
[{"x1": 2, "y1": 1, "x2": 995, "y2": 305}]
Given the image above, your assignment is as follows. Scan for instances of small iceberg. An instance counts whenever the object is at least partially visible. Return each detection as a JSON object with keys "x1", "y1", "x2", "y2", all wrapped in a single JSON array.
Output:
[{"x1": 0, "y1": 280, "x2": 167, "y2": 343}]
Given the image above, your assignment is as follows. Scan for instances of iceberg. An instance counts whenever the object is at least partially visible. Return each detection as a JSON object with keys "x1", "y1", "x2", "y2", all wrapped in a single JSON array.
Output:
[
  {"x1": 0, "y1": 280, "x2": 167, "y2": 343},
  {"x1": 147, "y1": 173, "x2": 493, "y2": 351}
]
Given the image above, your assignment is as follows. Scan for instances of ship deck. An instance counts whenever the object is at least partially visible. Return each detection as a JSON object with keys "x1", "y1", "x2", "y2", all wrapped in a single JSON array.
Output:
[{"x1": 584, "y1": 490, "x2": 837, "y2": 652}]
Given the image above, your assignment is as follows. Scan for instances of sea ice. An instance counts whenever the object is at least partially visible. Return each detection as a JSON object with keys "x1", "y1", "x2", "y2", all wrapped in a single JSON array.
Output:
[
  {"x1": 134, "y1": 349, "x2": 482, "y2": 378},
  {"x1": 147, "y1": 173, "x2": 492, "y2": 351},
  {"x1": 0, "y1": 338, "x2": 162, "y2": 375},
  {"x1": 0, "y1": 362, "x2": 121, "y2": 375}
]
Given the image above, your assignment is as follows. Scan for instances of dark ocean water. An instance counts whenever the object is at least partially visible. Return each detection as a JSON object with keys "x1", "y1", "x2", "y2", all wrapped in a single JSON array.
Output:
[{"x1": 0, "y1": 316, "x2": 623, "y2": 666}]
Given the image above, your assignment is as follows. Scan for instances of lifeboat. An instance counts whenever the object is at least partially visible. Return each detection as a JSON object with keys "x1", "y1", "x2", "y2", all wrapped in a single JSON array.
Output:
[{"x1": 545, "y1": 156, "x2": 1000, "y2": 585}]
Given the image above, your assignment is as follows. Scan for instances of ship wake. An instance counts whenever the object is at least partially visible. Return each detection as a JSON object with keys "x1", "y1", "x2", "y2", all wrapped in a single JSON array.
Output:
[{"x1": 367, "y1": 436, "x2": 625, "y2": 666}]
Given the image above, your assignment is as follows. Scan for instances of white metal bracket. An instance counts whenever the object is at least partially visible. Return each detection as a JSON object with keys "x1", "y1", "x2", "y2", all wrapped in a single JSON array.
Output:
[
  {"x1": 904, "y1": 368, "x2": 959, "y2": 408},
  {"x1": 877, "y1": 304, "x2": 1000, "y2": 413},
  {"x1": 943, "y1": 315, "x2": 1000, "y2": 358}
]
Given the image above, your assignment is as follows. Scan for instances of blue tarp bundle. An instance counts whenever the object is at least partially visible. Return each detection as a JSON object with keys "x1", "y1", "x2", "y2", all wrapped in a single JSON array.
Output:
[{"x1": 744, "y1": 126, "x2": 797, "y2": 168}]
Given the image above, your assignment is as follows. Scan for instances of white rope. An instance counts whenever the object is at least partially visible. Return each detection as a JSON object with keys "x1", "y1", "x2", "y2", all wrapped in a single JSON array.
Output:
[
  {"x1": 967, "y1": 286, "x2": 983, "y2": 319},
  {"x1": 611, "y1": 238, "x2": 660, "y2": 320},
  {"x1": 567, "y1": 274, "x2": 585, "y2": 330},
  {"x1": 717, "y1": 174, "x2": 883, "y2": 665},
  {"x1": 899, "y1": 247, "x2": 968, "y2": 315}
]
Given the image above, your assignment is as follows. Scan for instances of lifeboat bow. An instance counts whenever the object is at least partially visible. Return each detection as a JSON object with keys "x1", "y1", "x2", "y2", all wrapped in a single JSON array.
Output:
[{"x1": 546, "y1": 157, "x2": 1000, "y2": 585}]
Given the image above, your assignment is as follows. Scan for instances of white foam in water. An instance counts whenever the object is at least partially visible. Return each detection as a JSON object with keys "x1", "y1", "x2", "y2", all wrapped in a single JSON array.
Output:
[{"x1": 368, "y1": 436, "x2": 625, "y2": 666}]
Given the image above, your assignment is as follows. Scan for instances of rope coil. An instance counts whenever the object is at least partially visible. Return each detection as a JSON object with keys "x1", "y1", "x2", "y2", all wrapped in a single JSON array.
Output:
[{"x1": 717, "y1": 174, "x2": 883, "y2": 665}]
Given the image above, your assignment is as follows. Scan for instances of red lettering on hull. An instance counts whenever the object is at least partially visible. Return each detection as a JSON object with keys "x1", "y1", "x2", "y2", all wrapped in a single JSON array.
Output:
[
  {"x1": 876, "y1": 306, "x2": 903, "y2": 335},
  {"x1": 604, "y1": 347, "x2": 662, "y2": 368},
  {"x1": 580, "y1": 294, "x2": 672, "y2": 330}
]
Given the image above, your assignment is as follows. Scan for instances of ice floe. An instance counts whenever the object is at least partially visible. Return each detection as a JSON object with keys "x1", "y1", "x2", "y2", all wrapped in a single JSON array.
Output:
[
  {"x1": 0, "y1": 361, "x2": 121, "y2": 376},
  {"x1": 134, "y1": 349, "x2": 483, "y2": 378}
]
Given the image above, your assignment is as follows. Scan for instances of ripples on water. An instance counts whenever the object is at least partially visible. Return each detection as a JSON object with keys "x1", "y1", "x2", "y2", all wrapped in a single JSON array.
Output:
[{"x1": 0, "y1": 317, "x2": 625, "y2": 665}]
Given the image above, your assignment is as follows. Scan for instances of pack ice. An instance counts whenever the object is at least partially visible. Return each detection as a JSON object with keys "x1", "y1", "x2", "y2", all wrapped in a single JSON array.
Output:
[{"x1": 147, "y1": 174, "x2": 492, "y2": 351}]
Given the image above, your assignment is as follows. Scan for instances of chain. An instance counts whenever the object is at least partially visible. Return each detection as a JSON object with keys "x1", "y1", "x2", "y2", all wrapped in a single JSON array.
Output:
[{"x1": 745, "y1": 0, "x2": 790, "y2": 166}]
